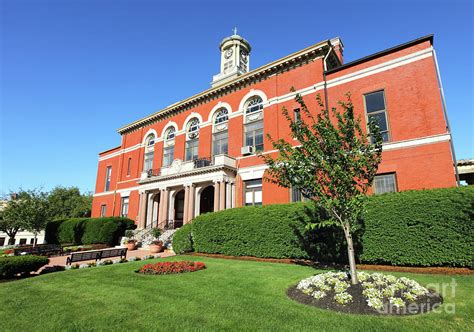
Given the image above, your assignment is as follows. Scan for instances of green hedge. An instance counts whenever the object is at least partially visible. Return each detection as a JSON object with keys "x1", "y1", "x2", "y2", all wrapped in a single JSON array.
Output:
[
  {"x1": 45, "y1": 217, "x2": 135, "y2": 246},
  {"x1": 172, "y1": 223, "x2": 194, "y2": 254},
  {"x1": 173, "y1": 186, "x2": 473, "y2": 267},
  {"x1": 361, "y1": 187, "x2": 474, "y2": 267},
  {"x1": 0, "y1": 255, "x2": 49, "y2": 278}
]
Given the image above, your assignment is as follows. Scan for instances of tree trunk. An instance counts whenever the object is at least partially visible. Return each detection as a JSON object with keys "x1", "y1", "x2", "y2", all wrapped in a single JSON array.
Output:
[
  {"x1": 33, "y1": 232, "x2": 38, "y2": 247},
  {"x1": 344, "y1": 229, "x2": 359, "y2": 285},
  {"x1": 8, "y1": 236, "x2": 15, "y2": 245}
]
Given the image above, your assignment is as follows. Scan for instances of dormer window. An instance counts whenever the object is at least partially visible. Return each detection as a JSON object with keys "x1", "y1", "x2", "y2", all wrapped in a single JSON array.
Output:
[{"x1": 246, "y1": 96, "x2": 263, "y2": 114}]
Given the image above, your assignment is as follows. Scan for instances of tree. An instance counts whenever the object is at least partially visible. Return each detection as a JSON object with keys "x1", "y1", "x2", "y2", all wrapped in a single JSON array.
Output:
[
  {"x1": 261, "y1": 91, "x2": 382, "y2": 284},
  {"x1": 1, "y1": 190, "x2": 50, "y2": 246},
  {"x1": 1, "y1": 200, "x2": 27, "y2": 245},
  {"x1": 47, "y1": 186, "x2": 92, "y2": 219}
]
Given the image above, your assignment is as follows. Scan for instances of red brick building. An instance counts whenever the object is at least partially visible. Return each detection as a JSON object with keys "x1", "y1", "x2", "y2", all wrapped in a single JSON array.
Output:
[{"x1": 91, "y1": 33, "x2": 458, "y2": 229}]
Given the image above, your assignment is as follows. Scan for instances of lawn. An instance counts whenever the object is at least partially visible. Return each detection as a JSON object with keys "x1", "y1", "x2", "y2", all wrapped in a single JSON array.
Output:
[{"x1": 0, "y1": 256, "x2": 472, "y2": 331}]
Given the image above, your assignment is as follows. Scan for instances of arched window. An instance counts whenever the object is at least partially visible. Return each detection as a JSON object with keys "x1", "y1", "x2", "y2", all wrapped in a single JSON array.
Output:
[
  {"x1": 245, "y1": 96, "x2": 263, "y2": 114},
  {"x1": 143, "y1": 133, "x2": 155, "y2": 172},
  {"x1": 243, "y1": 96, "x2": 264, "y2": 153},
  {"x1": 185, "y1": 118, "x2": 200, "y2": 161},
  {"x1": 214, "y1": 108, "x2": 228, "y2": 124},
  {"x1": 213, "y1": 108, "x2": 228, "y2": 156},
  {"x1": 163, "y1": 127, "x2": 175, "y2": 167}
]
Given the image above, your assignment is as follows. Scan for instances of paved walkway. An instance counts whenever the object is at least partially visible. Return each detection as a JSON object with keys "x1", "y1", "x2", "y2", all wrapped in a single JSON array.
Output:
[{"x1": 47, "y1": 248, "x2": 176, "y2": 267}]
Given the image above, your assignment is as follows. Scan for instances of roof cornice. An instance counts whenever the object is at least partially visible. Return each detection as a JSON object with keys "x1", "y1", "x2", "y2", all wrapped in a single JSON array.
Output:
[{"x1": 117, "y1": 39, "x2": 331, "y2": 135}]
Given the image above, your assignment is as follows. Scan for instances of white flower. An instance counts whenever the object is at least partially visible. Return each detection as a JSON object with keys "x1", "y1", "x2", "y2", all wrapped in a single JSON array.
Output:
[
  {"x1": 128, "y1": 256, "x2": 138, "y2": 261},
  {"x1": 367, "y1": 297, "x2": 384, "y2": 310},
  {"x1": 402, "y1": 291, "x2": 417, "y2": 302},
  {"x1": 79, "y1": 264, "x2": 89, "y2": 269},
  {"x1": 334, "y1": 292, "x2": 353, "y2": 305},
  {"x1": 112, "y1": 259, "x2": 121, "y2": 264},
  {"x1": 312, "y1": 291, "x2": 326, "y2": 299},
  {"x1": 334, "y1": 281, "x2": 350, "y2": 293},
  {"x1": 363, "y1": 287, "x2": 382, "y2": 299},
  {"x1": 357, "y1": 271, "x2": 370, "y2": 282},
  {"x1": 389, "y1": 297, "x2": 406, "y2": 308},
  {"x1": 96, "y1": 261, "x2": 105, "y2": 266}
]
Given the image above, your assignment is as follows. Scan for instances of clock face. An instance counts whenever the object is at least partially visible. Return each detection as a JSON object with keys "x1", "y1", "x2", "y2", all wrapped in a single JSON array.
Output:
[{"x1": 224, "y1": 48, "x2": 233, "y2": 59}]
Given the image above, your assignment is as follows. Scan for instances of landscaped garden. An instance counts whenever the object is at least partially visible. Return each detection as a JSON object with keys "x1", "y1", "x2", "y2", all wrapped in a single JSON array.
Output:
[{"x1": 0, "y1": 256, "x2": 472, "y2": 331}]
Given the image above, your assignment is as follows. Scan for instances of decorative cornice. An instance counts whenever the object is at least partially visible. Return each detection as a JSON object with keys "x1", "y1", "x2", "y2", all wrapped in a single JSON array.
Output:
[
  {"x1": 117, "y1": 40, "x2": 331, "y2": 135},
  {"x1": 138, "y1": 164, "x2": 237, "y2": 184}
]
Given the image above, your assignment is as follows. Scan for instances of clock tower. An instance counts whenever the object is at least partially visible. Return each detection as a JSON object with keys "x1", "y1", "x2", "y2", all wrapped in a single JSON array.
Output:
[{"x1": 212, "y1": 28, "x2": 251, "y2": 87}]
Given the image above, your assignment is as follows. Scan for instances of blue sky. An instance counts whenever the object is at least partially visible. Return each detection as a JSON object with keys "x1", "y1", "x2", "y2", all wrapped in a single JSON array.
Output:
[{"x1": 1, "y1": 0, "x2": 473, "y2": 194}]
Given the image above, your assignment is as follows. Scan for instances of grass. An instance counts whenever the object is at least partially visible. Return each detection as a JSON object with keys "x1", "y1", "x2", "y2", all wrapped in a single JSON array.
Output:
[{"x1": 0, "y1": 255, "x2": 472, "y2": 331}]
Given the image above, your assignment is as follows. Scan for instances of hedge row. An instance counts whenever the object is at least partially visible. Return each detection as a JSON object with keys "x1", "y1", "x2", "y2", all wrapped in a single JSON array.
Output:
[
  {"x1": 0, "y1": 255, "x2": 49, "y2": 278},
  {"x1": 173, "y1": 186, "x2": 473, "y2": 267},
  {"x1": 45, "y1": 217, "x2": 135, "y2": 246}
]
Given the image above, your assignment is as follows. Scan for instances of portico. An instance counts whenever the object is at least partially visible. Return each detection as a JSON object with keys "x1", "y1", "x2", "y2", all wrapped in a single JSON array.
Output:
[{"x1": 137, "y1": 155, "x2": 237, "y2": 230}]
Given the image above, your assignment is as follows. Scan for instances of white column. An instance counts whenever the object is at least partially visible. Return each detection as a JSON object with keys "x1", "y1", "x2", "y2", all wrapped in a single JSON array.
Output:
[
  {"x1": 219, "y1": 181, "x2": 226, "y2": 211},
  {"x1": 226, "y1": 181, "x2": 231, "y2": 209},
  {"x1": 183, "y1": 186, "x2": 190, "y2": 224},
  {"x1": 213, "y1": 181, "x2": 220, "y2": 212},
  {"x1": 188, "y1": 185, "x2": 195, "y2": 222},
  {"x1": 231, "y1": 182, "x2": 236, "y2": 208}
]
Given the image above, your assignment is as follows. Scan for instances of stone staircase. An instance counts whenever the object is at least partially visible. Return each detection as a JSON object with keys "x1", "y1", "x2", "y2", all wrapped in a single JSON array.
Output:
[{"x1": 135, "y1": 227, "x2": 178, "y2": 249}]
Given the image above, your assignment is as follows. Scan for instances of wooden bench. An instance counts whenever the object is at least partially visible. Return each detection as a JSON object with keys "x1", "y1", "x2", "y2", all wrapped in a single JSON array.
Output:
[
  {"x1": 66, "y1": 248, "x2": 128, "y2": 265},
  {"x1": 14, "y1": 244, "x2": 63, "y2": 257}
]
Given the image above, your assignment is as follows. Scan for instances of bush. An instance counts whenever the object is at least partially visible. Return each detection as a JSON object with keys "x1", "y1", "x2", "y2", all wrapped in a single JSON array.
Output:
[
  {"x1": 173, "y1": 223, "x2": 194, "y2": 254},
  {"x1": 0, "y1": 255, "x2": 49, "y2": 278},
  {"x1": 45, "y1": 217, "x2": 135, "y2": 246},
  {"x1": 361, "y1": 187, "x2": 474, "y2": 267},
  {"x1": 174, "y1": 187, "x2": 473, "y2": 267}
]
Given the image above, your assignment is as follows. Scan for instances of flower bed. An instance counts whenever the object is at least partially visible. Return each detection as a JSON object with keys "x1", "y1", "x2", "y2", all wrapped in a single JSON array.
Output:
[
  {"x1": 288, "y1": 271, "x2": 442, "y2": 315},
  {"x1": 138, "y1": 261, "x2": 206, "y2": 275}
]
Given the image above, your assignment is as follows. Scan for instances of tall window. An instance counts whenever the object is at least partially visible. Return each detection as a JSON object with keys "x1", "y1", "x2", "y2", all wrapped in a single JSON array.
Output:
[
  {"x1": 245, "y1": 179, "x2": 263, "y2": 206},
  {"x1": 121, "y1": 197, "x2": 129, "y2": 218},
  {"x1": 244, "y1": 120, "x2": 264, "y2": 152},
  {"x1": 290, "y1": 186, "x2": 308, "y2": 203},
  {"x1": 294, "y1": 108, "x2": 301, "y2": 122},
  {"x1": 185, "y1": 118, "x2": 200, "y2": 161},
  {"x1": 163, "y1": 127, "x2": 175, "y2": 167},
  {"x1": 104, "y1": 166, "x2": 112, "y2": 191},
  {"x1": 100, "y1": 204, "x2": 107, "y2": 217},
  {"x1": 126, "y1": 158, "x2": 132, "y2": 176},
  {"x1": 143, "y1": 134, "x2": 155, "y2": 172},
  {"x1": 213, "y1": 108, "x2": 228, "y2": 156},
  {"x1": 365, "y1": 90, "x2": 389, "y2": 142},
  {"x1": 243, "y1": 96, "x2": 264, "y2": 153},
  {"x1": 373, "y1": 173, "x2": 397, "y2": 194}
]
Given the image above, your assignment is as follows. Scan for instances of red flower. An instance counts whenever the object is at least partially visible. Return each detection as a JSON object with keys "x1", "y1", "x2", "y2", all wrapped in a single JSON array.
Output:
[{"x1": 138, "y1": 261, "x2": 206, "y2": 275}]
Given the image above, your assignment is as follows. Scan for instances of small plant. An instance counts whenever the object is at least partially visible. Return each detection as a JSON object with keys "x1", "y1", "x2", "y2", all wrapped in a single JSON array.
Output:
[
  {"x1": 151, "y1": 228, "x2": 162, "y2": 239},
  {"x1": 334, "y1": 292, "x2": 353, "y2": 305},
  {"x1": 124, "y1": 229, "x2": 134, "y2": 239},
  {"x1": 103, "y1": 259, "x2": 113, "y2": 265}
]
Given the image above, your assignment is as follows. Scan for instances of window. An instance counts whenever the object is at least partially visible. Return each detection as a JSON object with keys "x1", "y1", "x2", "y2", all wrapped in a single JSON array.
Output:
[
  {"x1": 144, "y1": 151, "x2": 154, "y2": 172},
  {"x1": 245, "y1": 96, "x2": 263, "y2": 114},
  {"x1": 245, "y1": 179, "x2": 262, "y2": 206},
  {"x1": 185, "y1": 139, "x2": 199, "y2": 161},
  {"x1": 213, "y1": 131, "x2": 228, "y2": 155},
  {"x1": 374, "y1": 173, "x2": 397, "y2": 194},
  {"x1": 143, "y1": 134, "x2": 155, "y2": 172},
  {"x1": 163, "y1": 146, "x2": 174, "y2": 167},
  {"x1": 104, "y1": 166, "x2": 112, "y2": 192},
  {"x1": 19, "y1": 238, "x2": 27, "y2": 245},
  {"x1": 294, "y1": 108, "x2": 301, "y2": 122},
  {"x1": 121, "y1": 197, "x2": 129, "y2": 218},
  {"x1": 100, "y1": 204, "x2": 107, "y2": 217},
  {"x1": 30, "y1": 238, "x2": 36, "y2": 245},
  {"x1": 163, "y1": 127, "x2": 176, "y2": 167},
  {"x1": 365, "y1": 90, "x2": 389, "y2": 142},
  {"x1": 214, "y1": 108, "x2": 229, "y2": 124},
  {"x1": 187, "y1": 118, "x2": 200, "y2": 139},
  {"x1": 291, "y1": 186, "x2": 308, "y2": 203},
  {"x1": 126, "y1": 158, "x2": 132, "y2": 176},
  {"x1": 244, "y1": 120, "x2": 264, "y2": 152},
  {"x1": 0, "y1": 237, "x2": 5, "y2": 246}
]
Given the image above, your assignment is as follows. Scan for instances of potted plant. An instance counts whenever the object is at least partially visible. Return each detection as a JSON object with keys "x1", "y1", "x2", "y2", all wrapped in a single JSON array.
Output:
[
  {"x1": 124, "y1": 230, "x2": 136, "y2": 250},
  {"x1": 149, "y1": 228, "x2": 163, "y2": 253}
]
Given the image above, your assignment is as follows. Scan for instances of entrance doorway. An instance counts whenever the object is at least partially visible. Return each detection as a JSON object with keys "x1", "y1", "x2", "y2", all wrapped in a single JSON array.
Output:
[
  {"x1": 199, "y1": 186, "x2": 215, "y2": 215},
  {"x1": 174, "y1": 190, "x2": 185, "y2": 228}
]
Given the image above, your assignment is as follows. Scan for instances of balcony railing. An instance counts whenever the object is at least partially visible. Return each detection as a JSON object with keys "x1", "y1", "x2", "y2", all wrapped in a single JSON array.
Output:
[{"x1": 143, "y1": 154, "x2": 236, "y2": 179}]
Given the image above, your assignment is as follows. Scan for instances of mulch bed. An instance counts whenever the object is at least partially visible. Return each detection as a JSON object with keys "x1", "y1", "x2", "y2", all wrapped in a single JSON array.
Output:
[
  {"x1": 188, "y1": 253, "x2": 473, "y2": 275},
  {"x1": 287, "y1": 284, "x2": 443, "y2": 316}
]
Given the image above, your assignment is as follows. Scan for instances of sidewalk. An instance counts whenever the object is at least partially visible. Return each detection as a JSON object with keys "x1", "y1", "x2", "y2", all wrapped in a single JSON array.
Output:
[{"x1": 47, "y1": 248, "x2": 176, "y2": 267}]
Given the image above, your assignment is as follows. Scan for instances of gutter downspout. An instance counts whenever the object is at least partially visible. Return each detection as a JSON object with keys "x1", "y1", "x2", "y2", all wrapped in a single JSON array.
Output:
[
  {"x1": 322, "y1": 41, "x2": 333, "y2": 109},
  {"x1": 432, "y1": 48, "x2": 460, "y2": 186}
]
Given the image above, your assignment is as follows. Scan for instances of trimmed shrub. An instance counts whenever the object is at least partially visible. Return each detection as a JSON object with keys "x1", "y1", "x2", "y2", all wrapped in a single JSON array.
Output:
[
  {"x1": 172, "y1": 223, "x2": 194, "y2": 254},
  {"x1": 0, "y1": 255, "x2": 49, "y2": 278},
  {"x1": 361, "y1": 186, "x2": 474, "y2": 267},
  {"x1": 174, "y1": 187, "x2": 473, "y2": 267},
  {"x1": 45, "y1": 217, "x2": 135, "y2": 246}
]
